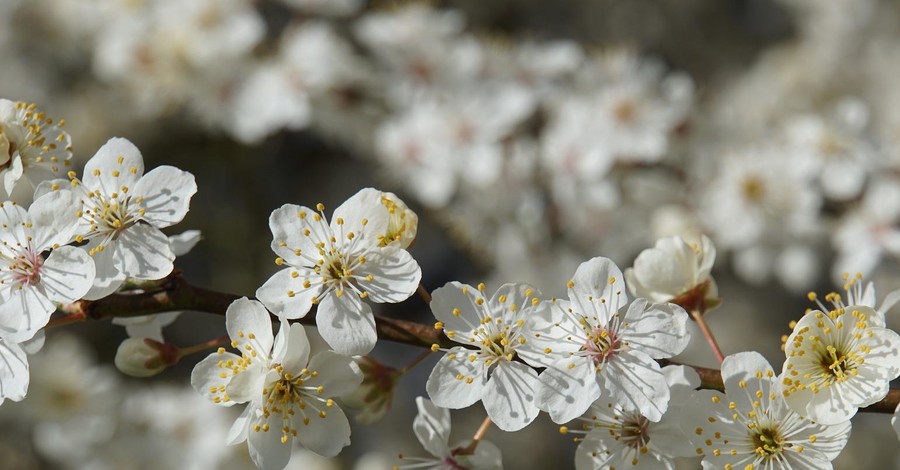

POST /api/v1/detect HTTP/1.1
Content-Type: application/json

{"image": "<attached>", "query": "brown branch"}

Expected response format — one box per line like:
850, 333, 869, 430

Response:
55, 273, 898, 415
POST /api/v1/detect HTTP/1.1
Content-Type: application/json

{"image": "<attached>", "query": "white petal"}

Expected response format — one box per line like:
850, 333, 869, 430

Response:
413, 396, 452, 458
893, 402, 900, 442
0, 286, 54, 343
295, 402, 352, 457
40, 246, 95, 304
315, 291, 377, 356
279, 323, 310, 374
168, 230, 202, 256
190, 352, 242, 407
516, 300, 583, 368
330, 188, 390, 250
0, 202, 27, 253
303, 351, 363, 398
356, 247, 421, 303
226, 405, 253, 446
132, 166, 197, 228
28, 189, 79, 250
267, 203, 332, 266
456, 439, 503, 469
569, 256, 629, 308
536, 358, 601, 424
426, 349, 490, 409
83, 138, 144, 192
226, 297, 275, 357
482, 361, 539, 431
603, 350, 669, 422
0, 339, 28, 404
621, 299, 690, 359
82, 244, 127, 300
256, 268, 321, 320
114, 223, 175, 280
430, 282, 483, 339
226, 363, 270, 403
248, 415, 294, 470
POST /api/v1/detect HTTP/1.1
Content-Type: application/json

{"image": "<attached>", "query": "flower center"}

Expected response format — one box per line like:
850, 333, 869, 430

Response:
257, 366, 333, 445
819, 345, 856, 383
583, 327, 620, 363
751, 426, 784, 458
614, 99, 638, 124
742, 176, 765, 202
620, 415, 651, 450
81, 191, 145, 250
8, 247, 44, 287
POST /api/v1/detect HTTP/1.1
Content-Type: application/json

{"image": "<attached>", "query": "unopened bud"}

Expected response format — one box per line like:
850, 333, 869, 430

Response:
114, 337, 177, 378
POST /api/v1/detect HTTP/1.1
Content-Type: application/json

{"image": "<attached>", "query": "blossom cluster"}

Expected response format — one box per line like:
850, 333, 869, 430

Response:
2, 1, 900, 469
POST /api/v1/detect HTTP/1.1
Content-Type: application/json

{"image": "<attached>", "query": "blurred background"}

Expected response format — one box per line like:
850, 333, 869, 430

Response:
1, 0, 899, 468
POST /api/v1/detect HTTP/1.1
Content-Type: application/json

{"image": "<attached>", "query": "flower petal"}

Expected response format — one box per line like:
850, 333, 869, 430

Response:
40, 245, 95, 304
294, 401, 352, 457
132, 166, 197, 228
330, 188, 389, 250
248, 414, 293, 470
603, 350, 669, 422
426, 348, 490, 409
621, 299, 690, 359
279, 323, 310, 374
82, 244, 127, 300
226, 297, 275, 357
0, 286, 55, 342
315, 291, 377, 356
413, 396, 451, 458
536, 357, 600, 424
482, 361, 539, 431
28, 189, 79, 250
114, 223, 175, 280
0, 339, 28, 404
226, 405, 253, 446
256, 268, 321, 320
267, 204, 323, 265
83, 138, 144, 192
190, 352, 242, 407
356, 247, 421, 303
304, 350, 362, 398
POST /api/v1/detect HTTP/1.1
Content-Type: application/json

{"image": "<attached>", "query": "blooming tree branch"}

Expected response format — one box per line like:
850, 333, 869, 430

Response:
53, 271, 900, 415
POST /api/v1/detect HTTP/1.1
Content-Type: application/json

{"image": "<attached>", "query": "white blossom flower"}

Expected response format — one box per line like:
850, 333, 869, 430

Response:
566, 365, 700, 470
687, 351, 851, 470
832, 177, 900, 278
396, 397, 503, 470
624, 235, 718, 309
0, 191, 95, 342
784, 98, 877, 200
782, 303, 900, 424
701, 147, 820, 251
256, 188, 421, 356
191, 298, 362, 469
0, 337, 28, 405
531, 257, 691, 424
426, 282, 547, 431
0, 100, 73, 203
61, 137, 196, 300
14, 334, 120, 465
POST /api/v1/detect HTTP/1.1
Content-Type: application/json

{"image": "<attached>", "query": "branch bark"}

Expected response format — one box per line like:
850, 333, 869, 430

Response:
55, 273, 899, 415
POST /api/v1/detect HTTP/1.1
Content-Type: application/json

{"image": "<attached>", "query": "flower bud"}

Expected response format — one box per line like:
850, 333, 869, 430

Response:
625, 235, 720, 312
114, 337, 177, 378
